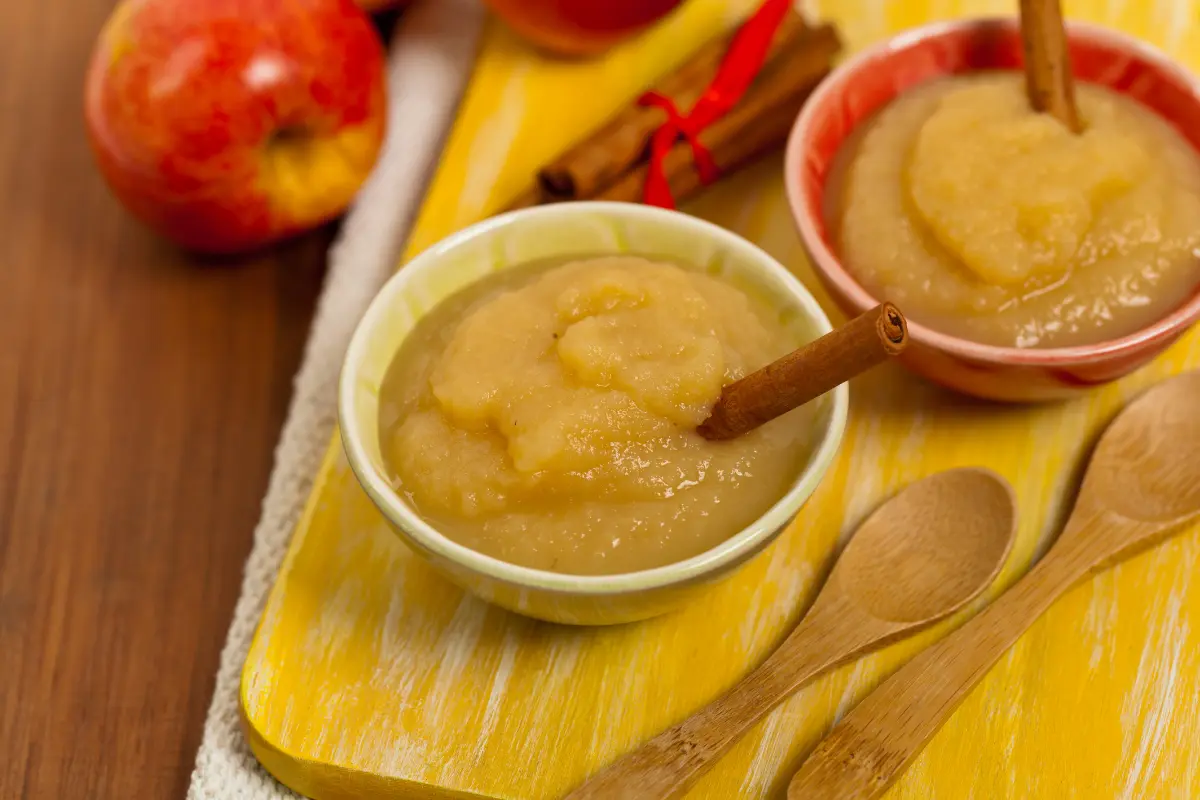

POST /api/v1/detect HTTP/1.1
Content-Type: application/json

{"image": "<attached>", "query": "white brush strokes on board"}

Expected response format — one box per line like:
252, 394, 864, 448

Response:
474, 624, 522, 764
738, 693, 801, 798
1118, 557, 1191, 800
1157, 0, 1190, 54
458, 66, 529, 218
1084, 570, 1120, 670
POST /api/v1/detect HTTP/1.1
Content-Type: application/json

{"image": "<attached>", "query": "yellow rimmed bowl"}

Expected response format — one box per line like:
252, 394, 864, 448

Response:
339, 202, 848, 625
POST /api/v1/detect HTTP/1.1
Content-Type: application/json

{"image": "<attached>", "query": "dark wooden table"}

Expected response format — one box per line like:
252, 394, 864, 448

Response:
1, 2, 337, 796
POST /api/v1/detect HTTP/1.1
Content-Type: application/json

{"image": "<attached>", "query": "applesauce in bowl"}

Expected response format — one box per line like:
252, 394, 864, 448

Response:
379, 255, 816, 576
832, 72, 1200, 350
786, 19, 1200, 401
340, 203, 847, 624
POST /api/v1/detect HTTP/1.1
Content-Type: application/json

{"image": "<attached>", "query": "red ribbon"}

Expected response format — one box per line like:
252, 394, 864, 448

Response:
638, 0, 793, 208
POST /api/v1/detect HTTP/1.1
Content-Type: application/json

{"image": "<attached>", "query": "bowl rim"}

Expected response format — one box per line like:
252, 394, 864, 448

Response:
785, 16, 1200, 366
338, 201, 849, 596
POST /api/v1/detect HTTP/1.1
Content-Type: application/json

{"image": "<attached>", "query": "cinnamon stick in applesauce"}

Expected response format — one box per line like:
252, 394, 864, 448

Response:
1019, 0, 1082, 132
698, 304, 908, 441
518, 9, 811, 207
594, 23, 840, 204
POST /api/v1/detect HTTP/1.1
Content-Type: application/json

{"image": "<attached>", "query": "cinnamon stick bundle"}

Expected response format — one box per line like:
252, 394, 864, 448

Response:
534, 10, 810, 204
507, 15, 842, 212
597, 25, 839, 204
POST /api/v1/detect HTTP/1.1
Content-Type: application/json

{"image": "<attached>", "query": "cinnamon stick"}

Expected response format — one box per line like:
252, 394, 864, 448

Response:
698, 303, 908, 441
524, 9, 810, 206
596, 24, 840, 204
1019, 0, 1081, 132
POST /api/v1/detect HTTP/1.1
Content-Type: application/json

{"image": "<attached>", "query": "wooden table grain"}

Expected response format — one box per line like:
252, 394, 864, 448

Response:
0, 2, 331, 797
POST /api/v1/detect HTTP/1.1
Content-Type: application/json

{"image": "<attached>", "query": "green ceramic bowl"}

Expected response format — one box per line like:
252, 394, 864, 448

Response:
339, 202, 847, 625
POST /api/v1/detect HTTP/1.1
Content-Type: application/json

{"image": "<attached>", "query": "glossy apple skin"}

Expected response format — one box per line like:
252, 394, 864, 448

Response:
484, 0, 685, 56
85, 0, 387, 254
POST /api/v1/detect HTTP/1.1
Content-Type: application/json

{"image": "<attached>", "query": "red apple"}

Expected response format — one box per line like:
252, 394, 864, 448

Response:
484, 0, 686, 57
85, 0, 387, 254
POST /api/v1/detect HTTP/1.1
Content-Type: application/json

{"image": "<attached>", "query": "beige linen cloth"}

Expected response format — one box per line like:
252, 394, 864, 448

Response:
187, 2, 485, 795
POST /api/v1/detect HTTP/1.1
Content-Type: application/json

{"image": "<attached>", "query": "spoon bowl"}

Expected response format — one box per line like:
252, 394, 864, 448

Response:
837, 468, 1015, 623
564, 467, 1016, 799
1076, 371, 1200, 522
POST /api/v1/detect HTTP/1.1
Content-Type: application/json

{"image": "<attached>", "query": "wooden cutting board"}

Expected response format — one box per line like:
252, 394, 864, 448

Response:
241, 1, 1200, 797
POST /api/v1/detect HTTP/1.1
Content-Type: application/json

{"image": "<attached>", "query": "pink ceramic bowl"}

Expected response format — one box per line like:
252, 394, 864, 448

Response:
785, 18, 1200, 402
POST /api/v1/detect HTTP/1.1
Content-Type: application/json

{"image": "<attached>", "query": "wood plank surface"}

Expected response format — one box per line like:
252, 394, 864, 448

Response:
0, 1, 332, 797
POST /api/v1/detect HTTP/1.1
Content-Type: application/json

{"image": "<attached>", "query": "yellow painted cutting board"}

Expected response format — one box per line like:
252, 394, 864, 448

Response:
242, 1, 1200, 797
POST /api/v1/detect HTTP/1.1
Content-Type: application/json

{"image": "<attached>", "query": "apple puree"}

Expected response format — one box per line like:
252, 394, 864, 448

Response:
379, 256, 815, 575
833, 73, 1200, 348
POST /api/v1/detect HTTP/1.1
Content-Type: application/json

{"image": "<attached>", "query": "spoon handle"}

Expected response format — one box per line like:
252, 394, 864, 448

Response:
787, 542, 1090, 800
565, 607, 856, 800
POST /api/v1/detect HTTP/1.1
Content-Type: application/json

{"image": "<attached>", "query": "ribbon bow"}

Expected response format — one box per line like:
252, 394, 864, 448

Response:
638, 0, 793, 208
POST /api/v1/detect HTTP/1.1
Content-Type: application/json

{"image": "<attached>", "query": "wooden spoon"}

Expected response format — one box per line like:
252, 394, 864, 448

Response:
563, 467, 1017, 800
788, 370, 1200, 800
